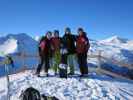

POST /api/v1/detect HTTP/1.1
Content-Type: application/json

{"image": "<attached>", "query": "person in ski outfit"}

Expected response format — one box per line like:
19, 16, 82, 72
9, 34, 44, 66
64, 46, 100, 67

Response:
76, 28, 90, 76
51, 30, 61, 75
6, 55, 14, 68
59, 39, 68, 78
36, 31, 52, 77
62, 27, 78, 75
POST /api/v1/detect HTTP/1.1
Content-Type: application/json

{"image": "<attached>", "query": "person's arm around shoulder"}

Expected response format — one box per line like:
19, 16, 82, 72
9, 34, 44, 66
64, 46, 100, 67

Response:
72, 34, 78, 41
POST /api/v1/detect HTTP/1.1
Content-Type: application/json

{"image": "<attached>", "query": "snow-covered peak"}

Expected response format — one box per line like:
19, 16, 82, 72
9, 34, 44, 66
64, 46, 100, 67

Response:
6, 33, 36, 42
0, 38, 18, 57
0, 33, 38, 57
100, 35, 128, 44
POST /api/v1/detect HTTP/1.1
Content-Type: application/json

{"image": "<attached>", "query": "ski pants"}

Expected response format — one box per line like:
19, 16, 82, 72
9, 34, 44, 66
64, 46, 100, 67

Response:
67, 54, 78, 74
36, 55, 50, 74
77, 53, 88, 75
53, 50, 61, 73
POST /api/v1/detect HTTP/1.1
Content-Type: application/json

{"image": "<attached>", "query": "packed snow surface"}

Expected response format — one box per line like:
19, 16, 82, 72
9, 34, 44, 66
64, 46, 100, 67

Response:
0, 71, 133, 100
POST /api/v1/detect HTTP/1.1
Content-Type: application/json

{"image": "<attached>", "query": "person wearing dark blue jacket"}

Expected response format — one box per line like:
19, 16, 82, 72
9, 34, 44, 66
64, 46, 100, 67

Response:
62, 27, 78, 75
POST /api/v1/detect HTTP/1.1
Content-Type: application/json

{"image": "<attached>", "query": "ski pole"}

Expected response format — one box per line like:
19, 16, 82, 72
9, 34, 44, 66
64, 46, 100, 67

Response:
5, 64, 10, 100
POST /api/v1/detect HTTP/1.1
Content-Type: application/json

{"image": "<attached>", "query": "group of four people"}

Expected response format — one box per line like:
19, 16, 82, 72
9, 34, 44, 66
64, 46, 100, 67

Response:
36, 27, 90, 77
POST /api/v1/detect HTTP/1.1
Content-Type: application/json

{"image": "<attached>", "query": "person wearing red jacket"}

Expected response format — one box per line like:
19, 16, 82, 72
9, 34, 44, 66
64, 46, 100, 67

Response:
51, 30, 61, 75
76, 28, 90, 77
36, 31, 52, 77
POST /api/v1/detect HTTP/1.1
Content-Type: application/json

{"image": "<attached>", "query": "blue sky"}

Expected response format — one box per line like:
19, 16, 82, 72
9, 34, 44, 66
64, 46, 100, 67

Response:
0, 0, 133, 40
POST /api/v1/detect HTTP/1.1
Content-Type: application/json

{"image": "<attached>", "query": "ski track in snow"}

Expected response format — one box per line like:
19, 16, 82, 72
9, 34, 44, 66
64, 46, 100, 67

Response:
0, 71, 133, 100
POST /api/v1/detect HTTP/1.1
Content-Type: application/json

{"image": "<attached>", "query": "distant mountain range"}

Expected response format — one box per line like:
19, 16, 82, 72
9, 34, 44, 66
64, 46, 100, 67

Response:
100, 35, 129, 44
0, 33, 132, 78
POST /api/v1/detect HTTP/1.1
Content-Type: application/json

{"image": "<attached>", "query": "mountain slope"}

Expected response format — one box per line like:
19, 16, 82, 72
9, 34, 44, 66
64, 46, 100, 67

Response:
0, 33, 38, 76
89, 36, 133, 65
0, 33, 38, 55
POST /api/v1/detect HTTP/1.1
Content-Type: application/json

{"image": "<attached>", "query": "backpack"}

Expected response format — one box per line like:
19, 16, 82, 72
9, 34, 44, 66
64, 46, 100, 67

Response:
20, 87, 41, 100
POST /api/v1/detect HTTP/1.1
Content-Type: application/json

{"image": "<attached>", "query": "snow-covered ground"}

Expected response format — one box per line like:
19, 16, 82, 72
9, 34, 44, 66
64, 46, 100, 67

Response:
0, 70, 133, 100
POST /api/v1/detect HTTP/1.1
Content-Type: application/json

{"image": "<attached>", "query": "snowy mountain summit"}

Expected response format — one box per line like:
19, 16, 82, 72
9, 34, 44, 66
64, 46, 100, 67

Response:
0, 33, 38, 56
0, 33, 133, 100
100, 35, 128, 44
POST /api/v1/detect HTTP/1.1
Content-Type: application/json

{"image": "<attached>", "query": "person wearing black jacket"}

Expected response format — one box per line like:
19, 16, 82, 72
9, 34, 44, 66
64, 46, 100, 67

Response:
62, 27, 77, 75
